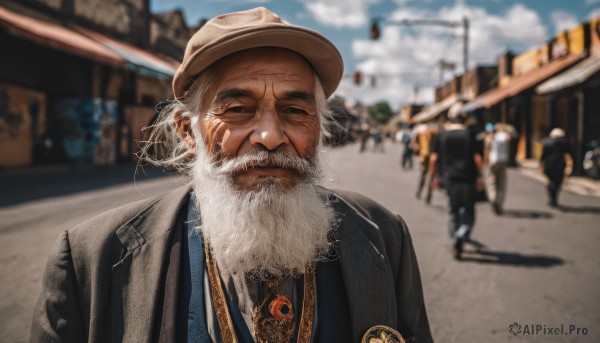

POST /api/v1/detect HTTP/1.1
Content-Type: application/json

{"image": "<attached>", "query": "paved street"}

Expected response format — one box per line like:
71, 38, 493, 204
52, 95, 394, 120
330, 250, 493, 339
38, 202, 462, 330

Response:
1, 142, 599, 342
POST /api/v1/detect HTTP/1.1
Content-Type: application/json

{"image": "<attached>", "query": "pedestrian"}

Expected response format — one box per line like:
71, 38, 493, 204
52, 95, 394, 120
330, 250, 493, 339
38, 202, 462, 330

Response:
414, 124, 439, 204
430, 103, 483, 259
373, 126, 385, 153
30, 7, 432, 343
539, 128, 573, 207
400, 126, 413, 170
484, 123, 511, 214
583, 139, 600, 179
359, 122, 370, 153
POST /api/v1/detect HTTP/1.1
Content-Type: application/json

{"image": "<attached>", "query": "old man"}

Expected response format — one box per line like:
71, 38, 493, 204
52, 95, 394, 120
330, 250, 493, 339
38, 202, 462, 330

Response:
30, 7, 432, 343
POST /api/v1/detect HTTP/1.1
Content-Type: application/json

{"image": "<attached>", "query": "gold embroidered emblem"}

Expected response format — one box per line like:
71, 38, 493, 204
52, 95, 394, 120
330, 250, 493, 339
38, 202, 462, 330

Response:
362, 325, 406, 343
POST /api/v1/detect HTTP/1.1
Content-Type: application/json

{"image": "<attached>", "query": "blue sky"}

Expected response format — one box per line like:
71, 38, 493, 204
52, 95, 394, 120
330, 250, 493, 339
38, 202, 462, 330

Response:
151, 0, 600, 109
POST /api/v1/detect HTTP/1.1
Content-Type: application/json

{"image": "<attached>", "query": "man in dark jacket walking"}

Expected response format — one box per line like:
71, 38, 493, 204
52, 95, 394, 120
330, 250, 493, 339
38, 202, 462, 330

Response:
540, 128, 573, 207
430, 103, 483, 259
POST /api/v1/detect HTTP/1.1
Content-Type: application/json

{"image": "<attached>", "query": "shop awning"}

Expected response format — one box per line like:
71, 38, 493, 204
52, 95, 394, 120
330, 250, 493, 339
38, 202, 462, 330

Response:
0, 6, 123, 66
466, 53, 583, 111
74, 26, 179, 79
536, 56, 600, 94
411, 94, 460, 124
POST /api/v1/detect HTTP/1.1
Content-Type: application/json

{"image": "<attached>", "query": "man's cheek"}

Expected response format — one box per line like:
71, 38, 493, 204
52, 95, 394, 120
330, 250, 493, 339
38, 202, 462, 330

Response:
220, 127, 254, 156
289, 122, 320, 155
200, 120, 227, 154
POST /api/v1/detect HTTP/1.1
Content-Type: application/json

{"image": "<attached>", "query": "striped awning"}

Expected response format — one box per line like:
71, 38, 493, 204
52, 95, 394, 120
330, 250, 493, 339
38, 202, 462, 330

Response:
411, 94, 460, 124
536, 56, 600, 94
74, 26, 179, 79
0, 6, 123, 66
466, 53, 583, 111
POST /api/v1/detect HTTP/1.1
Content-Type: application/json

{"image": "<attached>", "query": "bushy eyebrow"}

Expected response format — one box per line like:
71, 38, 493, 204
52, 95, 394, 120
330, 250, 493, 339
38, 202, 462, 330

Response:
214, 88, 315, 103
214, 88, 251, 103
281, 90, 315, 102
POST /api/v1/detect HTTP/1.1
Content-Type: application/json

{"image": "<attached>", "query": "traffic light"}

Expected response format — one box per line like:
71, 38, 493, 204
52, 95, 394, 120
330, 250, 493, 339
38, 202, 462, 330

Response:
370, 20, 380, 40
353, 71, 362, 86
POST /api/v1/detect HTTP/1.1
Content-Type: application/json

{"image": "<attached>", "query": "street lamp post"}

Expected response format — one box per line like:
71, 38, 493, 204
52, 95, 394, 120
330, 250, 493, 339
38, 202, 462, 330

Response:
370, 16, 470, 76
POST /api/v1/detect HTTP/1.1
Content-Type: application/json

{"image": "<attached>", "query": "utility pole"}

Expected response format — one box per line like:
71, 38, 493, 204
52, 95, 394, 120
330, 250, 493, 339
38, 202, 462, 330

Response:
370, 16, 470, 77
463, 17, 469, 75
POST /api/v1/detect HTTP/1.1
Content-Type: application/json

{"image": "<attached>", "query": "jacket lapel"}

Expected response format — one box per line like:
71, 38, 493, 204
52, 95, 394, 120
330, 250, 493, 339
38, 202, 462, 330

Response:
333, 194, 398, 341
111, 185, 191, 342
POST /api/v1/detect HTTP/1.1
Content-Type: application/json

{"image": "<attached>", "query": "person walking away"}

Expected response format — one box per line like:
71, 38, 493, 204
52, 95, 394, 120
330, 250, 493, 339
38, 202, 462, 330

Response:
430, 103, 483, 259
400, 127, 413, 170
359, 123, 370, 153
414, 124, 439, 204
485, 123, 511, 214
540, 128, 573, 207
373, 127, 385, 153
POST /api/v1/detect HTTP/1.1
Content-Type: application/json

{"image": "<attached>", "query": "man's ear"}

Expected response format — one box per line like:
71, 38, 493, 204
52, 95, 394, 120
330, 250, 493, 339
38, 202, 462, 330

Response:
173, 109, 196, 150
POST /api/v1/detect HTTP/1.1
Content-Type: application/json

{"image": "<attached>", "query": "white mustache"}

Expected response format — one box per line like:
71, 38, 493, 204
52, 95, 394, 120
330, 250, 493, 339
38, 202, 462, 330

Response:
215, 149, 316, 178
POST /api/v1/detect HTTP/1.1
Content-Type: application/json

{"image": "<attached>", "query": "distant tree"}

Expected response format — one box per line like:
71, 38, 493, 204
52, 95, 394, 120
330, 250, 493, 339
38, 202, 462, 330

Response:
368, 101, 394, 124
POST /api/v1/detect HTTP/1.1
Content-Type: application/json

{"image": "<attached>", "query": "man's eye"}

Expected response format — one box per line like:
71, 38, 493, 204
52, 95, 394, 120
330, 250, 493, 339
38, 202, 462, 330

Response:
283, 107, 308, 115
226, 106, 253, 114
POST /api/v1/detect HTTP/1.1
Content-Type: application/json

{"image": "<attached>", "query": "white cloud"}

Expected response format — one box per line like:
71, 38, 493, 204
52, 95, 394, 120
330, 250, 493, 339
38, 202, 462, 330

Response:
298, 0, 380, 28
586, 0, 600, 5
335, 2, 548, 109
394, 0, 434, 5
551, 10, 579, 34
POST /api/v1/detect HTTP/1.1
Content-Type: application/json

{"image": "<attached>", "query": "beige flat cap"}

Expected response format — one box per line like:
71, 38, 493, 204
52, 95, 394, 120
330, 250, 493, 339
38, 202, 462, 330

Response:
172, 7, 344, 99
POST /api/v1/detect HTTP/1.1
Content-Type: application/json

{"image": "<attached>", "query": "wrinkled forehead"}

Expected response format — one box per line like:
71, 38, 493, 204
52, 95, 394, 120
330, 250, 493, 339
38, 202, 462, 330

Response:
193, 47, 318, 109
210, 47, 316, 80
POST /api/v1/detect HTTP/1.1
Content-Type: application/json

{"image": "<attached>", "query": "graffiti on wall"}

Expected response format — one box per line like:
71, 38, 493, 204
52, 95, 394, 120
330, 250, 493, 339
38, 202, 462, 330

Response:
54, 99, 117, 165
0, 83, 46, 167
0, 91, 24, 138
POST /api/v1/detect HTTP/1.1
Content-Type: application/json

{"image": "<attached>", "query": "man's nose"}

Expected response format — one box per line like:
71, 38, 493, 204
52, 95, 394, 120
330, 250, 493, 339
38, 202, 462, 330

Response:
249, 109, 290, 151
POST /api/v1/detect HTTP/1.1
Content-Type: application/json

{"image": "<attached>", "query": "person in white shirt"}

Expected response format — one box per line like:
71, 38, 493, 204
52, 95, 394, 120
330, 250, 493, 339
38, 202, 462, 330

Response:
484, 123, 511, 214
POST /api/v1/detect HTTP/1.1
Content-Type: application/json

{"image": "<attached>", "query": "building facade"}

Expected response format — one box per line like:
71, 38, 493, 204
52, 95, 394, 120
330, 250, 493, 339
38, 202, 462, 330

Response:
535, 16, 600, 174
411, 66, 498, 126
466, 20, 590, 165
0, 0, 196, 168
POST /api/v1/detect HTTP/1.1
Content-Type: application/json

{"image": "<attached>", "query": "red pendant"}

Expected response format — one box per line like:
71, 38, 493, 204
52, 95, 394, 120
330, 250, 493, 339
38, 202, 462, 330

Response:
268, 294, 293, 320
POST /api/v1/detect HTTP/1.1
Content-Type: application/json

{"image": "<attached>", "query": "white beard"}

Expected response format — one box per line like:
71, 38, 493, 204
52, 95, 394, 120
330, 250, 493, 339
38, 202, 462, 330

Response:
191, 142, 336, 280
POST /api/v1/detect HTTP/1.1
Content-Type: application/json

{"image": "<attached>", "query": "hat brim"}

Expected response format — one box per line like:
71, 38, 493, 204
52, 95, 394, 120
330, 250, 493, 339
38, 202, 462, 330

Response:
173, 26, 344, 99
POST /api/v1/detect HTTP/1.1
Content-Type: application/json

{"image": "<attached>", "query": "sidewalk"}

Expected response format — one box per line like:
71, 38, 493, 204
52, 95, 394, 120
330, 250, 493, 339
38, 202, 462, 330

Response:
0, 163, 173, 207
518, 159, 600, 198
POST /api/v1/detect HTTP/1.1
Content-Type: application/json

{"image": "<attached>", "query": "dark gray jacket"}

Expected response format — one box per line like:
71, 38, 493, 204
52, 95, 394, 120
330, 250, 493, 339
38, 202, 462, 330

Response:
30, 185, 432, 342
